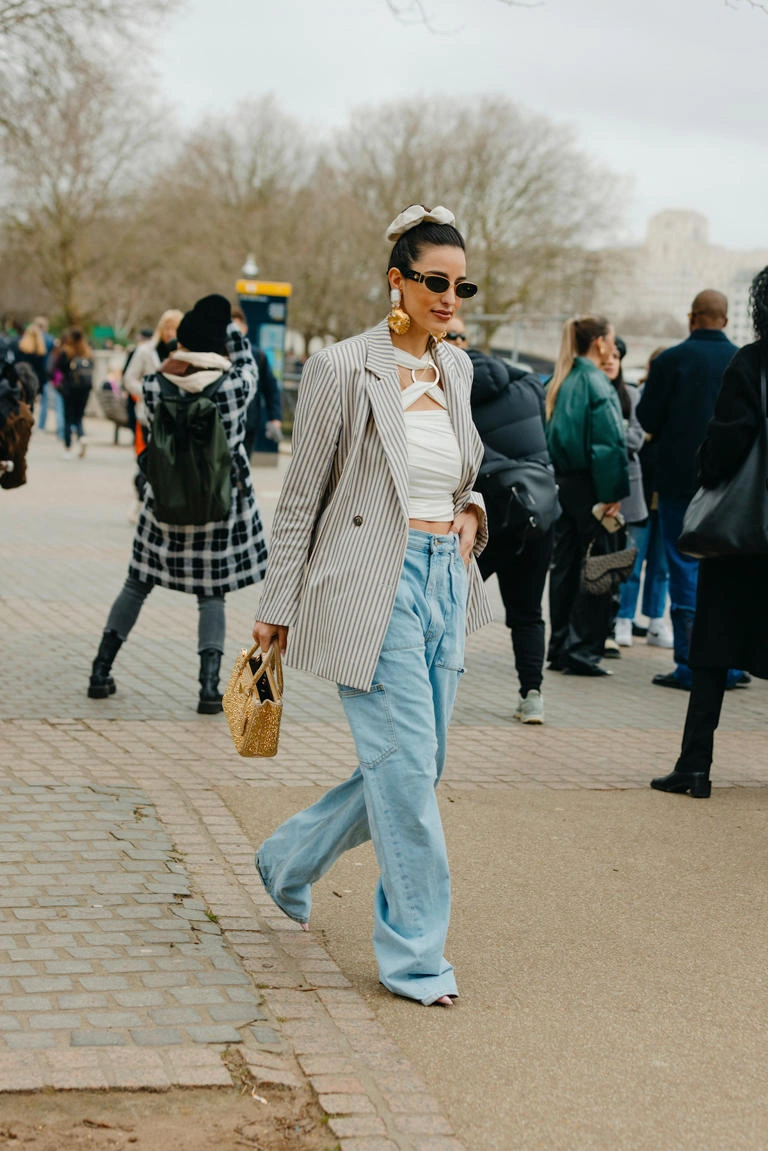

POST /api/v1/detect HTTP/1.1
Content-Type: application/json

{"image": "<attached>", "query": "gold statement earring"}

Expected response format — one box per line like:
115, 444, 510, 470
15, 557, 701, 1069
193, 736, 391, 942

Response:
387, 287, 410, 335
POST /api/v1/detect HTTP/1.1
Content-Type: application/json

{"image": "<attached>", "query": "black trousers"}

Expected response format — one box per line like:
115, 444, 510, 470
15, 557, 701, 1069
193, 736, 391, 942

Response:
61, 387, 90, 449
547, 473, 619, 673
479, 527, 554, 695
675, 666, 728, 775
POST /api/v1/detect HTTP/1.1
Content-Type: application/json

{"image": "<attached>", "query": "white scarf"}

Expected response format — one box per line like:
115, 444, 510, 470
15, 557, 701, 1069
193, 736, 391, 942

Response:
161, 350, 232, 393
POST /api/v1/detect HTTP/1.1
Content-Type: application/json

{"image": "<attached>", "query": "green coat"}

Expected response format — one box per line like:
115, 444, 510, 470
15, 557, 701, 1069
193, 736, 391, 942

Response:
546, 357, 629, 503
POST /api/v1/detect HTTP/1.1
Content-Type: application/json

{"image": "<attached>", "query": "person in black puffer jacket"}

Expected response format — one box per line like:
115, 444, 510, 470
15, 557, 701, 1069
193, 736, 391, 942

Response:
450, 319, 556, 724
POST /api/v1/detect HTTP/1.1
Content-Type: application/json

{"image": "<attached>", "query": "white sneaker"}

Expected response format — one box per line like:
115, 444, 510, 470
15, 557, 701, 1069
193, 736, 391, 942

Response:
647, 618, 674, 648
62, 447, 74, 459
615, 618, 633, 647
514, 689, 544, 724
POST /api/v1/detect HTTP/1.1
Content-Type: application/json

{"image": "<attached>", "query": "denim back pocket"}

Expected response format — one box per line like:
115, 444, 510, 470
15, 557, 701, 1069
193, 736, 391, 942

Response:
337, 683, 398, 767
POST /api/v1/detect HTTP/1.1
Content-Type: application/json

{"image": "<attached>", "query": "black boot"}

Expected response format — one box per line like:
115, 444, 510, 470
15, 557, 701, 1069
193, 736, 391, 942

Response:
87, 629, 123, 699
650, 769, 711, 798
197, 649, 223, 714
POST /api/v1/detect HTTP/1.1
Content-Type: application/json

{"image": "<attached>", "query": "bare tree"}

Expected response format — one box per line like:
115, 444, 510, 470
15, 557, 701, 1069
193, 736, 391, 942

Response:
279, 160, 387, 349
386, 0, 766, 24
0, 0, 180, 63
130, 96, 310, 314
0, 48, 163, 324
0, 80, 621, 348
384, 0, 540, 28
334, 97, 621, 345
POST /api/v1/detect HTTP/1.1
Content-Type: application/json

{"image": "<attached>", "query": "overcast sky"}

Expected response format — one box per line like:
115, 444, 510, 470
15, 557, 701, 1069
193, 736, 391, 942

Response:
160, 0, 768, 251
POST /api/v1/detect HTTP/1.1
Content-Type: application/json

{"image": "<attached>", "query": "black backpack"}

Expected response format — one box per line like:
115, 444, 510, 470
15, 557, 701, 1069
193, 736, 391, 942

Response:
145, 376, 232, 525
68, 356, 94, 390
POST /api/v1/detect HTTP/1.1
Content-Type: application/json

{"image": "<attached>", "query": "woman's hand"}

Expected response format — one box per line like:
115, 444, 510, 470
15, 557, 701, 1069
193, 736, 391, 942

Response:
602, 502, 621, 519
252, 621, 289, 655
449, 505, 481, 563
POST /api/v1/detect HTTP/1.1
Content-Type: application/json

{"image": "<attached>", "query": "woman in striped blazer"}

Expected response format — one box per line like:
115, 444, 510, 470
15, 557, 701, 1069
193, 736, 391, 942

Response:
253, 205, 493, 1007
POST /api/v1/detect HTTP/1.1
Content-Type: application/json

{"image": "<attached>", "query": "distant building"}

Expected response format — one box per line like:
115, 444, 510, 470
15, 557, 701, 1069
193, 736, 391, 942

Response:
598, 210, 768, 346
471, 210, 768, 368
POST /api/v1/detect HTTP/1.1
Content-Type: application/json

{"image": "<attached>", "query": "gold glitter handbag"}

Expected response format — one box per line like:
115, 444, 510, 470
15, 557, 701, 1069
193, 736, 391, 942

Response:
222, 643, 283, 757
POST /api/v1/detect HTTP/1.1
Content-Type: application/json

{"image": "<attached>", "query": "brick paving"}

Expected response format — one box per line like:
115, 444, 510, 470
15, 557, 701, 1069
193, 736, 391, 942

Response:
1, 423, 767, 1149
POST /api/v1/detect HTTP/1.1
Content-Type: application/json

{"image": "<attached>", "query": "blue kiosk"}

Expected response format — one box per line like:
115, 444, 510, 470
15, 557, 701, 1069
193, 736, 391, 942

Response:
236, 257, 292, 463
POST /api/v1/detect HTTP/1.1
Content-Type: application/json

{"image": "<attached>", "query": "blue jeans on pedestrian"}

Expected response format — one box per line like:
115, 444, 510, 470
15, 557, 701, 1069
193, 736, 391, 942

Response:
658, 498, 699, 682
618, 512, 669, 622
256, 529, 467, 1005
658, 497, 742, 687
38, 383, 65, 438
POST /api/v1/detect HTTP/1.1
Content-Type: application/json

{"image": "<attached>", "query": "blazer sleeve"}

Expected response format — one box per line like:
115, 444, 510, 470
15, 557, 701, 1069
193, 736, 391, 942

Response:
698, 349, 762, 489
450, 350, 488, 554
255, 350, 342, 626
462, 490, 488, 556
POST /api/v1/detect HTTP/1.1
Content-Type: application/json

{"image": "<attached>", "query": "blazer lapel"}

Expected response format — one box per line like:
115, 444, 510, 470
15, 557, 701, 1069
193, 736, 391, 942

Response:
364, 320, 410, 519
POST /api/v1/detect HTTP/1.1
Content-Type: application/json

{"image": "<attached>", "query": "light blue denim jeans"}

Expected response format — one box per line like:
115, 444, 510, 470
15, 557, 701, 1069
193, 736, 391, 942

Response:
38, 382, 65, 438
256, 529, 467, 1005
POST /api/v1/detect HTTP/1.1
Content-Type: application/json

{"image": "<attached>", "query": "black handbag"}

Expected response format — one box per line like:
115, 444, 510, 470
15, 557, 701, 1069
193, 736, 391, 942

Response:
477, 450, 560, 538
678, 365, 768, 559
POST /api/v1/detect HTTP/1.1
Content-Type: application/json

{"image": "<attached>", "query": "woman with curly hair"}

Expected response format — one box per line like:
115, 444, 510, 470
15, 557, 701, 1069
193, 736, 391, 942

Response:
651, 266, 768, 798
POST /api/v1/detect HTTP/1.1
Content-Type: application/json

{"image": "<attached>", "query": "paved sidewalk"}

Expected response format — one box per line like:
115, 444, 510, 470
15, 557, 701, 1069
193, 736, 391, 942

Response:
2, 423, 767, 1150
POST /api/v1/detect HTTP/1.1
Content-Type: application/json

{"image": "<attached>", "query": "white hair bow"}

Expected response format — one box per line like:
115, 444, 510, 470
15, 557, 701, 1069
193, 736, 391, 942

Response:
385, 204, 456, 243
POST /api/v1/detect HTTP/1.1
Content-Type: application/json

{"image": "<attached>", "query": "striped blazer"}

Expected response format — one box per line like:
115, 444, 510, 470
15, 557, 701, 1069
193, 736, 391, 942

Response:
257, 318, 494, 690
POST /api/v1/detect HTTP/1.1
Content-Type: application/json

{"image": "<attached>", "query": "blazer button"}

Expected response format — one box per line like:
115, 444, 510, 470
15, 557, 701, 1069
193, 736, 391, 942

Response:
353, 515, 363, 527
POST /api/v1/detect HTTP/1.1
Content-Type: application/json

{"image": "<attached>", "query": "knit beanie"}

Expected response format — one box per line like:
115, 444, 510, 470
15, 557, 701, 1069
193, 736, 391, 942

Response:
177, 294, 231, 354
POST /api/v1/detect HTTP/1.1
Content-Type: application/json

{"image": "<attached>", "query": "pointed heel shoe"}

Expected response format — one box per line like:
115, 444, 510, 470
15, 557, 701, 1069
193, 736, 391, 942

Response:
650, 769, 711, 798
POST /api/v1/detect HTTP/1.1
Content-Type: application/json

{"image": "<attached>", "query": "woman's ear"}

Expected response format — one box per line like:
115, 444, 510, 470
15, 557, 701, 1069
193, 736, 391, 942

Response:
388, 267, 403, 293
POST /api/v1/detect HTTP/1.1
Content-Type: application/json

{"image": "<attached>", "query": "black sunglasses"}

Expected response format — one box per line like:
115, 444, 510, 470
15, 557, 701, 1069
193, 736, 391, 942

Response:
445, 331, 467, 342
402, 269, 478, 299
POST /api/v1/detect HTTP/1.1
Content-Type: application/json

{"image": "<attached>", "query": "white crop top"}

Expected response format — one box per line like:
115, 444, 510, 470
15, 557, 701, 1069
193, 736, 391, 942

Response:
395, 348, 462, 521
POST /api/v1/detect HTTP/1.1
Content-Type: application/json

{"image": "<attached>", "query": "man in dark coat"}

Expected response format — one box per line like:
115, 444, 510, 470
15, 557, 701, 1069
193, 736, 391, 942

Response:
454, 318, 556, 724
637, 289, 742, 690
650, 267, 768, 797
232, 309, 282, 456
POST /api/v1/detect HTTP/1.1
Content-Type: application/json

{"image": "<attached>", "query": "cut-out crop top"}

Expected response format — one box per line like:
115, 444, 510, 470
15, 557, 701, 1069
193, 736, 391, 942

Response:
394, 348, 462, 522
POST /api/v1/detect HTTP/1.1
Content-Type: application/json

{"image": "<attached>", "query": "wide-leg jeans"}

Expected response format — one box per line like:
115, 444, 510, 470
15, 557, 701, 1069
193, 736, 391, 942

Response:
256, 529, 467, 1005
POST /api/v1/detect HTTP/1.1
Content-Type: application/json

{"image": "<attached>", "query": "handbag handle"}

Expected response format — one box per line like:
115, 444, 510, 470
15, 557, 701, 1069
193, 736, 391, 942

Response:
243, 642, 284, 697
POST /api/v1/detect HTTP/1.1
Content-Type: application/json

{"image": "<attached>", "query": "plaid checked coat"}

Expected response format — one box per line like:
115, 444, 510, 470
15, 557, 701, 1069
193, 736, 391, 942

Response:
128, 325, 268, 596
